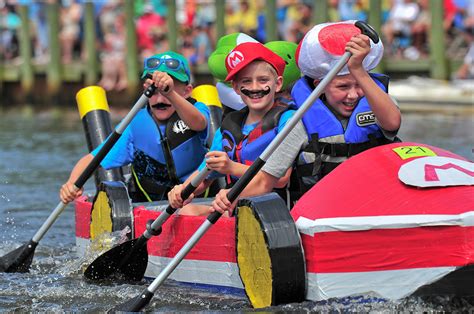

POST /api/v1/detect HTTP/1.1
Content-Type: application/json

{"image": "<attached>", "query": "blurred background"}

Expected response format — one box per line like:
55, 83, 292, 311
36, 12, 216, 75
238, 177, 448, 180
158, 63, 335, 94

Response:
0, 0, 473, 107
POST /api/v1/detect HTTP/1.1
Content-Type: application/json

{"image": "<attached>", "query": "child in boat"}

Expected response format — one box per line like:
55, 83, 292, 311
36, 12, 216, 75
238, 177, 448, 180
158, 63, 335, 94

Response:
210, 20, 402, 215
168, 41, 295, 215
60, 51, 210, 203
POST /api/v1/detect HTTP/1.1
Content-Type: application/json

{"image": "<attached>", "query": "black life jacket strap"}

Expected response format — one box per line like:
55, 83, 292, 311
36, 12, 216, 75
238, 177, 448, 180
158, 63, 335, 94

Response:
311, 136, 394, 158
155, 117, 180, 186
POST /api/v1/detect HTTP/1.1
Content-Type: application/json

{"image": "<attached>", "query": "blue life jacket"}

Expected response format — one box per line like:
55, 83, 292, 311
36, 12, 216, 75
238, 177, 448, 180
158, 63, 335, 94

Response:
129, 102, 207, 201
292, 73, 389, 142
290, 73, 395, 193
220, 97, 293, 185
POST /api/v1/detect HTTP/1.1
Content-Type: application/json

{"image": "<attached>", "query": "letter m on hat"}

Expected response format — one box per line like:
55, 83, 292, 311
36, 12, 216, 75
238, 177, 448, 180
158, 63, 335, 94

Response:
227, 50, 244, 69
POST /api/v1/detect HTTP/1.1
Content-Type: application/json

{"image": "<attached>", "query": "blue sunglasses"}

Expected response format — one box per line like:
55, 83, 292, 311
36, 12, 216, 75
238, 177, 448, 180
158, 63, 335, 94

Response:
143, 57, 190, 78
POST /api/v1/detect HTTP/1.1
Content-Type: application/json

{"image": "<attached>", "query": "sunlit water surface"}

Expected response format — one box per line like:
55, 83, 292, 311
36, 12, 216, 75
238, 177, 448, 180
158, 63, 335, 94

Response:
0, 108, 473, 312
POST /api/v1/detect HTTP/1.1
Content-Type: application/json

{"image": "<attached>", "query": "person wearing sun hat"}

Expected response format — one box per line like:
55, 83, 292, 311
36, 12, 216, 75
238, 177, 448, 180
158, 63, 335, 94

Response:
168, 41, 299, 214
60, 51, 211, 203
206, 20, 402, 215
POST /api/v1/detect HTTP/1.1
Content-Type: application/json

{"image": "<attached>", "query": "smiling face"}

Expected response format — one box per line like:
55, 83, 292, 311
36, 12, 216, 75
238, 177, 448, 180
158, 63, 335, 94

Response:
317, 74, 364, 119
148, 80, 192, 121
232, 61, 282, 115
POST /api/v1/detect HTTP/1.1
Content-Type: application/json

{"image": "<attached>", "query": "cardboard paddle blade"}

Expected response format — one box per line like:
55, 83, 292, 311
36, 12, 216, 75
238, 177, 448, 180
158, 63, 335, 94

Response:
0, 240, 37, 273
84, 238, 148, 282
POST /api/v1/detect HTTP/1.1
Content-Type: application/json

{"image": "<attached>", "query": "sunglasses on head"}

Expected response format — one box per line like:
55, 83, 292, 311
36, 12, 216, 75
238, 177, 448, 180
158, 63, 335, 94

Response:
143, 57, 190, 78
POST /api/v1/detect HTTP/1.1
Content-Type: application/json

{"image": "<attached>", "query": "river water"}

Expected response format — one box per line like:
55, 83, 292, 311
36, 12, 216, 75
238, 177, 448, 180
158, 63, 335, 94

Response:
0, 107, 473, 312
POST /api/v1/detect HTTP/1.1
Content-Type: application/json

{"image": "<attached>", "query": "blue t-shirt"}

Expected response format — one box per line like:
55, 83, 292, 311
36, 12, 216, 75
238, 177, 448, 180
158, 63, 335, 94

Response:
92, 102, 210, 182
199, 109, 295, 179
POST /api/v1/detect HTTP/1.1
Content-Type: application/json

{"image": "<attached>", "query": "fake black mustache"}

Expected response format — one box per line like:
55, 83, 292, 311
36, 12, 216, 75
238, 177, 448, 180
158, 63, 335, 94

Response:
150, 102, 172, 109
240, 86, 271, 98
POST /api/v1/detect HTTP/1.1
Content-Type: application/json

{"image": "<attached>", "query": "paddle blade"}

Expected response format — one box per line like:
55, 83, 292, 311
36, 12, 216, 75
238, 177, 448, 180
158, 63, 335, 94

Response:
84, 237, 148, 282
0, 240, 38, 273
109, 290, 154, 313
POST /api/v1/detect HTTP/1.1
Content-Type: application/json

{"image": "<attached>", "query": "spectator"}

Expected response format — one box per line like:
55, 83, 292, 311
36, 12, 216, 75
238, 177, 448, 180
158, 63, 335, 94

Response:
189, 21, 213, 68
276, 0, 298, 40
28, 1, 49, 63
410, 0, 430, 58
338, 0, 367, 21
0, 3, 20, 61
409, 0, 461, 59
224, 2, 241, 34
328, 0, 341, 22
287, 2, 313, 43
179, 26, 196, 62
455, 41, 474, 79
382, 0, 420, 57
455, 0, 474, 79
280, 0, 300, 41
59, 0, 82, 63
237, 1, 258, 38
97, 12, 127, 91
136, 3, 167, 60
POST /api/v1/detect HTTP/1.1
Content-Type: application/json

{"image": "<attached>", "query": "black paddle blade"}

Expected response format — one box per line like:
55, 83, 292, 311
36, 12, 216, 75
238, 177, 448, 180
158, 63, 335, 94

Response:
0, 240, 38, 273
84, 237, 148, 282
109, 290, 154, 313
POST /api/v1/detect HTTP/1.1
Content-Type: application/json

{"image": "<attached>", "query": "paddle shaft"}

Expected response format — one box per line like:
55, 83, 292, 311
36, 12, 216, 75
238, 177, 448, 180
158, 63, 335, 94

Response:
118, 21, 379, 311
144, 167, 212, 238
32, 86, 156, 243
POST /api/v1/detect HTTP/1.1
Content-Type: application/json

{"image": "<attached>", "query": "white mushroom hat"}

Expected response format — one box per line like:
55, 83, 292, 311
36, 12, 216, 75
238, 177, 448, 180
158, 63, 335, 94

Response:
295, 20, 384, 80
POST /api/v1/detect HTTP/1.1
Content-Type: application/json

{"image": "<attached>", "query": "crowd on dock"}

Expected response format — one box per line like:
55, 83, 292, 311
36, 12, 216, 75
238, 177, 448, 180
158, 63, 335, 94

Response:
1, 0, 473, 90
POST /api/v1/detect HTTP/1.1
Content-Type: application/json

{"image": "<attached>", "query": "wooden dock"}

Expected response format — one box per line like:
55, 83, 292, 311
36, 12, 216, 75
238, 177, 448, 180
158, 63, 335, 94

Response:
0, 0, 464, 107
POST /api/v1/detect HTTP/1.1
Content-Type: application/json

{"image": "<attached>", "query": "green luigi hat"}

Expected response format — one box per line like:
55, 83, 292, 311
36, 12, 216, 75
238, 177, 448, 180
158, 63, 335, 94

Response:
264, 41, 301, 90
142, 51, 191, 83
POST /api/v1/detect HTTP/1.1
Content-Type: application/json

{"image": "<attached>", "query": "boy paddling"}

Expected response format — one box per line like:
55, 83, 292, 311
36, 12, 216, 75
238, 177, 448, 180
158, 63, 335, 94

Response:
60, 51, 210, 203
168, 42, 296, 215
210, 21, 402, 214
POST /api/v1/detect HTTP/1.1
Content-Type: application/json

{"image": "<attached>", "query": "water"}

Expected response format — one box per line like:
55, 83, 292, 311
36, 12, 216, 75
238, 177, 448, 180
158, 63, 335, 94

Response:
0, 108, 473, 312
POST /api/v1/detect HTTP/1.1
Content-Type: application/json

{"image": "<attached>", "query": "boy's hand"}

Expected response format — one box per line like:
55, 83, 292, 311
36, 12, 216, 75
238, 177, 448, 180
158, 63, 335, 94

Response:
346, 34, 371, 73
168, 184, 194, 209
205, 151, 235, 175
143, 71, 174, 95
206, 151, 234, 174
59, 181, 83, 204
209, 188, 238, 215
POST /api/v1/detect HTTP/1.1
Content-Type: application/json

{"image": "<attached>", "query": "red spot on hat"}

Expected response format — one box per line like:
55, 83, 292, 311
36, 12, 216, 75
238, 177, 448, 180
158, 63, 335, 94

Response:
318, 24, 361, 56
295, 34, 304, 68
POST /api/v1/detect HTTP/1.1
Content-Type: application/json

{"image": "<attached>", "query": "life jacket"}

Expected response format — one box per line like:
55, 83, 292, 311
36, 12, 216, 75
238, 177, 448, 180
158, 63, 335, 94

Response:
290, 73, 396, 194
128, 100, 208, 202
220, 96, 294, 186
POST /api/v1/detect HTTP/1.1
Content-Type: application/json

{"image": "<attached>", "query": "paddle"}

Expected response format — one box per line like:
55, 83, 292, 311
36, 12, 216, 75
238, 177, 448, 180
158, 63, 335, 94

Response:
0, 83, 158, 273
112, 21, 379, 312
83, 167, 211, 281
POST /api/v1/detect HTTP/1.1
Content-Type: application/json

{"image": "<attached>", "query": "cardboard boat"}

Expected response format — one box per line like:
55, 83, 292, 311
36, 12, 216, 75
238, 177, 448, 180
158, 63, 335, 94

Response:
75, 142, 474, 307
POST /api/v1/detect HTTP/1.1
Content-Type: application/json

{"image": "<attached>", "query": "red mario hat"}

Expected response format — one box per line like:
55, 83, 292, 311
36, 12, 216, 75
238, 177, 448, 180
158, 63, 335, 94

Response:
225, 42, 286, 81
